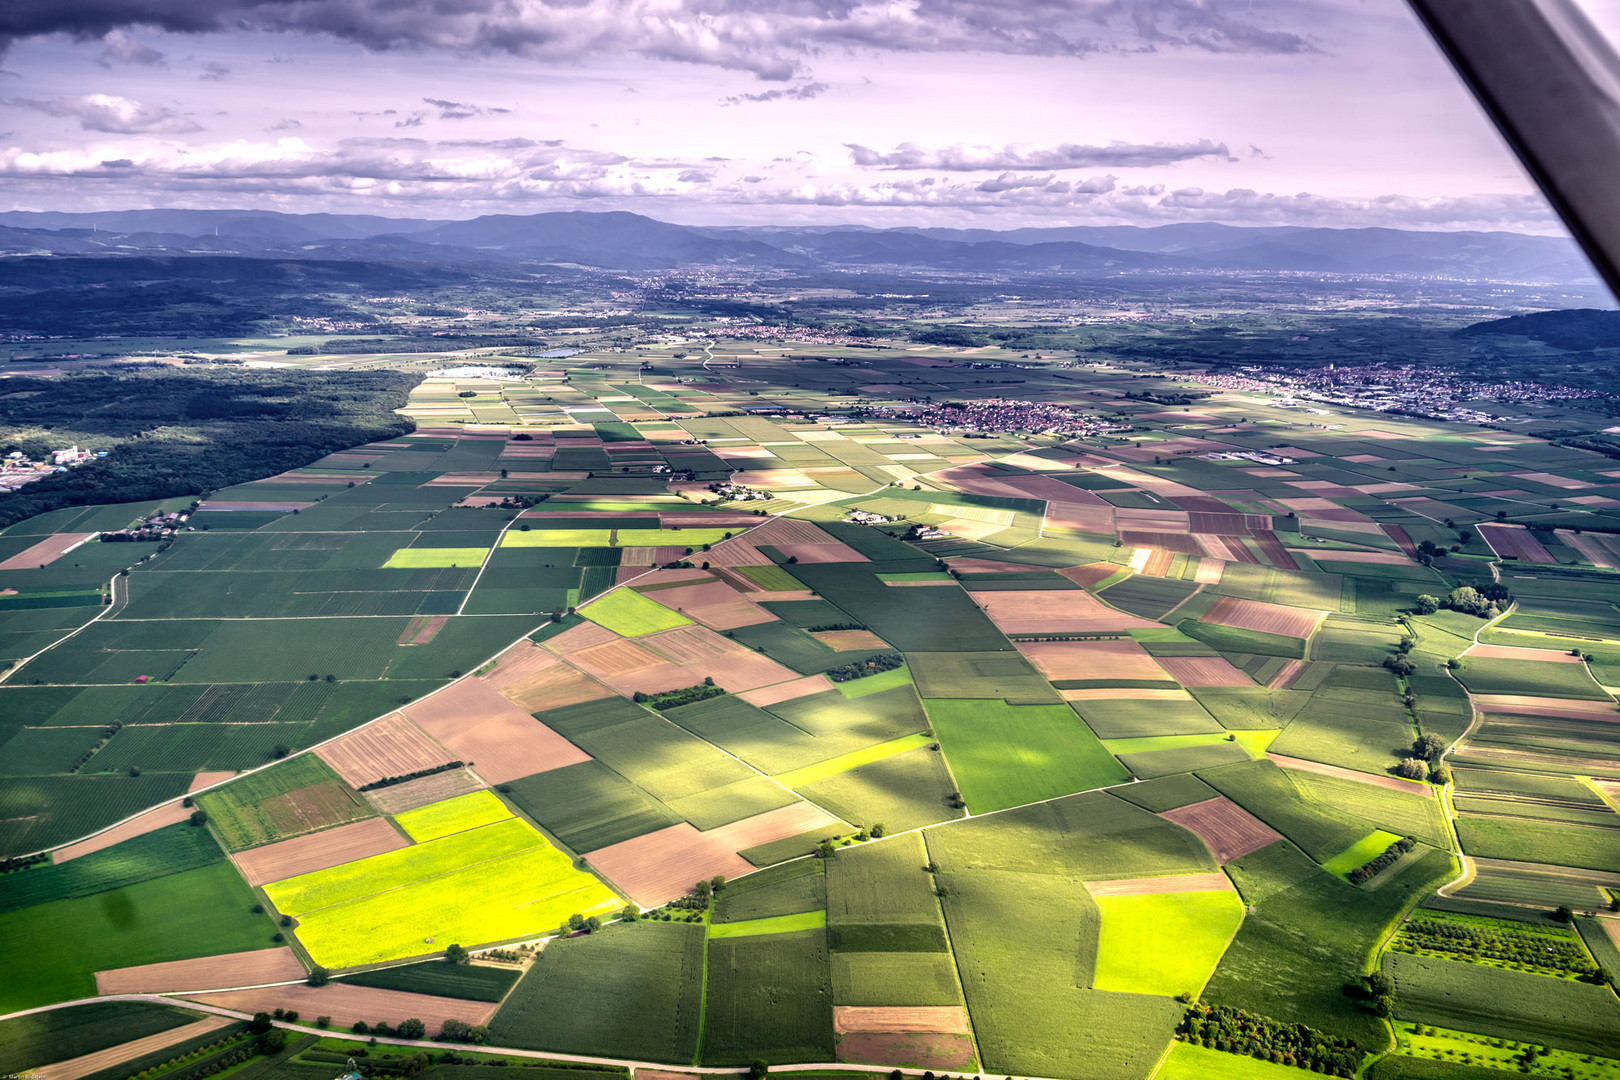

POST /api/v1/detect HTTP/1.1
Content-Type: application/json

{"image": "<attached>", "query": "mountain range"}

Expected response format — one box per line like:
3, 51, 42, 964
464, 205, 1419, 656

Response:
0, 209, 1596, 282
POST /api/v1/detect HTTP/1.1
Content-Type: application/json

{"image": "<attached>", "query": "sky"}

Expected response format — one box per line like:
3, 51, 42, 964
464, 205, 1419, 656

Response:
0, 0, 1614, 232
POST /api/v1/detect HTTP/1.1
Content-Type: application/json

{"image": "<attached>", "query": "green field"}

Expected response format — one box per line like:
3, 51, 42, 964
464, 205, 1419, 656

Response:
926, 698, 1130, 813
708, 910, 828, 938
736, 564, 806, 591
0, 822, 226, 915
1198, 760, 1375, 862
1385, 952, 1620, 1056
713, 860, 826, 924
1456, 816, 1620, 873
489, 920, 705, 1063
196, 753, 374, 851
1155, 1040, 1319, 1080
795, 745, 963, 833
0, 1001, 197, 1074
1321, 830, 1406, 877
0, 861, 273, 1011
395, 789, 513, 842
1381, 1022, 1620, 1080
831, 951, 963, 1007
384, 546, 490, 568
266, 817, 620, 967
1453, 657, 1612, 700
339, 959, 520, 1001
702, 928, 835, 1066
773, 733, 933, 788
1286, 771, 1449, 847
503, 760, 682, 854
579, 588, 693, 636
1091, 889, 1245, 997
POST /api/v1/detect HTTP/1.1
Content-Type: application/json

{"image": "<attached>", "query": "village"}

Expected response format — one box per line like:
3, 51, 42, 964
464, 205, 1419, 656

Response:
0, 445, 102, 493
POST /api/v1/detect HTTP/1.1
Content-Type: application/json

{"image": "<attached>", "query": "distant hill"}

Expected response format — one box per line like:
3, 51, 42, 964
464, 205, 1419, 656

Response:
1459, 308, 1620, 350
0, 209, 1598, 282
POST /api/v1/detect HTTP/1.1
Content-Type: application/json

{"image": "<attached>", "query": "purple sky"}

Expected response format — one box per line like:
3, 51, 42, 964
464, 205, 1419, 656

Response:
0, 0, 1613, 231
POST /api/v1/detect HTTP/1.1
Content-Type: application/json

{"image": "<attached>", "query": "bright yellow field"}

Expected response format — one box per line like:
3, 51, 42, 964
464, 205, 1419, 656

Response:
1092, 889, 1245, 998
579, 588, 693, 636
291, 842, 621, 967
265, 817, 538, 915
383, 547, 490, 568
394, 789, 512, 843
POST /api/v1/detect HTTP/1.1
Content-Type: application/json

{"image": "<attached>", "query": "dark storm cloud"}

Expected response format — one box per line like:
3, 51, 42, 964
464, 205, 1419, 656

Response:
0, 0, 1316, 79
847, 138, 1234, 170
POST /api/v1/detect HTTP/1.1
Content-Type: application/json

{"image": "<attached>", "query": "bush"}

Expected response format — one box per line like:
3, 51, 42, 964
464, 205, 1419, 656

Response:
397, 1018, 426, 1039
307, 966, 329, 987
1395, 758, 1429, 781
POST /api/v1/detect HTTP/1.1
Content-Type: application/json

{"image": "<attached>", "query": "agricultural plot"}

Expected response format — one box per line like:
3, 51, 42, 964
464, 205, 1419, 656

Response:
489, 921, 704, 1063
579, 588, 694, 637
340, 958, 520, 1002
703, 928, 836, 1066
925, 698, 1130, 812
1091, 888, 1245, 997
0, 1001, 197, 1075
197, 754, 374, 851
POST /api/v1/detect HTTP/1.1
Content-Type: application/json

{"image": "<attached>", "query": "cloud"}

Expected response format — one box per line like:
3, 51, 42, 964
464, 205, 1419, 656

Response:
198, 60, 230, 80
394, 113, 425, 128
268, 118, 300, 131
6, 93, 200, 134
95, 29, 165, 67
0, 0, 1318, 80
423, 97, 512, 119
722, 81, 827, 106
848, 139, 1233, 170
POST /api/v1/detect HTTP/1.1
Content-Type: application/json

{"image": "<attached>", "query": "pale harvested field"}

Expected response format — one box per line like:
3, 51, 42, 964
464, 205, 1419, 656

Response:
1514, 471, 1592, 490
232, 818, 408, 886
753, 518, 844, 545
1115, 507, 1192, 532
1159, 656, 1252, 687
35, 1018, 234, 1080
812, 629, 891, 651
398, 614, 449, 645
0, 532, 98, 571
973, 589, 1157, 635
542, 620, 621, 655
588, 803, 843, 907
833, 1006, 971, 1035
836, 1033, 976, 1070
316, 713, 451, 787
641, 625, 802, 692
1558, 529, 1620, 569
1141, 548, 1175, 577
191, 771, 236, 792
1086, 872, 1234, 897
1061, 688, 1194, 702
97, 947, 306, 994
1463, 644, 1584, 664
184, 984, 496, 1029
1043, 502, 1117, 533
54, 799, 193, 863
1296, 549, 1411, 565
1160, 797, 1281, 864
1268, 659, 1306, 690
999, 473, 1114, 506
1196, 534, 1250, 563
1204, 596, 1320, 639
405, 679, 590, 785
641, 579, 775, 630
366, 768, 484, 815
1473, 695, 1619, 718
1018, 638, 1167, 682
737, 674, 835, 707
700, 539, 769, 568
1194, 558, 1226, 584
481, 641, 614, 712
945, 556, 1034, 573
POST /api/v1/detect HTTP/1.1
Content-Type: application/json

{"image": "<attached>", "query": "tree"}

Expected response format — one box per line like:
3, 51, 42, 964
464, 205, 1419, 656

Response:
1413, 733, 1447, 761
870, 823, 886, 838
189, 809, 208, 827
711, 874, 727, 893
352, 1021, 369, 1035
307, 965, 330, 987
1383, 655, 1414, 677
1368, 971, 1394, 997
439, 1019, 472, 1042
397, 1018, 426, 1039
261, 1029, 286, 1054
817, 838, 838, 859
568, 912, 586, 932
1429, 762, 1452, 786
749, 1060, 770, 1080
585, 916, 602, 933
250, 1012, 273, 1034
1447, 586, 1483, 615
1395, 758, 1429, 781
1554, 905, 1574, 923
1374, 995, 1395, 1019
621, 904, 641, 922
445, 943, 468, 964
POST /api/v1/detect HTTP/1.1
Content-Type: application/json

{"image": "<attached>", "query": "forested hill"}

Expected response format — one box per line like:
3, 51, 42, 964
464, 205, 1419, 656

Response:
0, 368, 418, 530
1460, 308, 1620, 350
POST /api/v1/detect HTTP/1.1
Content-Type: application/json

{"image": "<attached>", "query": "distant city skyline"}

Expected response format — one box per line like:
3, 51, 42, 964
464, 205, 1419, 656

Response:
1, 0, 1615, 232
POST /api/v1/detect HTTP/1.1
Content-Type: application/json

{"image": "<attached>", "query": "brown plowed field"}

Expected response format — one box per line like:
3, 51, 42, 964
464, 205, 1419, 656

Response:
973, 589, 1157, 635
836, 1033, 976, 1070
945, 557, 1033, 573
753, 519, 843, 545
1140, 548, 1176, 576
1086, 872, 1234, 897
1018, 639, 1167, 682
1478, 523, 1555, 564
184, 984, 496, 1029
737, 674, 836, 707
700, 539, 769, 568
1160, 797, 1281, 864
404, 679, 590, 785
398, 614, 449, 645
232, 817, 408, 886
1472, 695, 1618, 718
1204, 596, 1320, 639
812, 629, 891, 651
772, 541, 867, 563
1120, 531, 1202, 555
191, 771, 236, 792
481, 641, 614, 712
35, 1018, 234, 1080
1044, 502, 1117, 533
316, 713, 451, 787
588, 802, 843, 907
1115, 507, 1193, 531
833, 1006, 971, 1035
1267, 754, 1434, 796
1194, 558, 1226, 584
1057, 563, 1121, 588
97, 947, 306, 994
640, 580, 776, 630
53, 800, 192, 863
639, 625, 801, 692
1558, 529, 1620, 568
1159, 656, 1252, 687
0, 532, 98, 571
1197, 534, 1257, 564
366, 768, 485, 815
1061, 688, 1194, 702
1267, 659, 1306, 690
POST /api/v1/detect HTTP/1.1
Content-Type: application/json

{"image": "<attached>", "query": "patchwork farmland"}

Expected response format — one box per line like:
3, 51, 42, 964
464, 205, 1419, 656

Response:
4, 351, 1620, 1080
